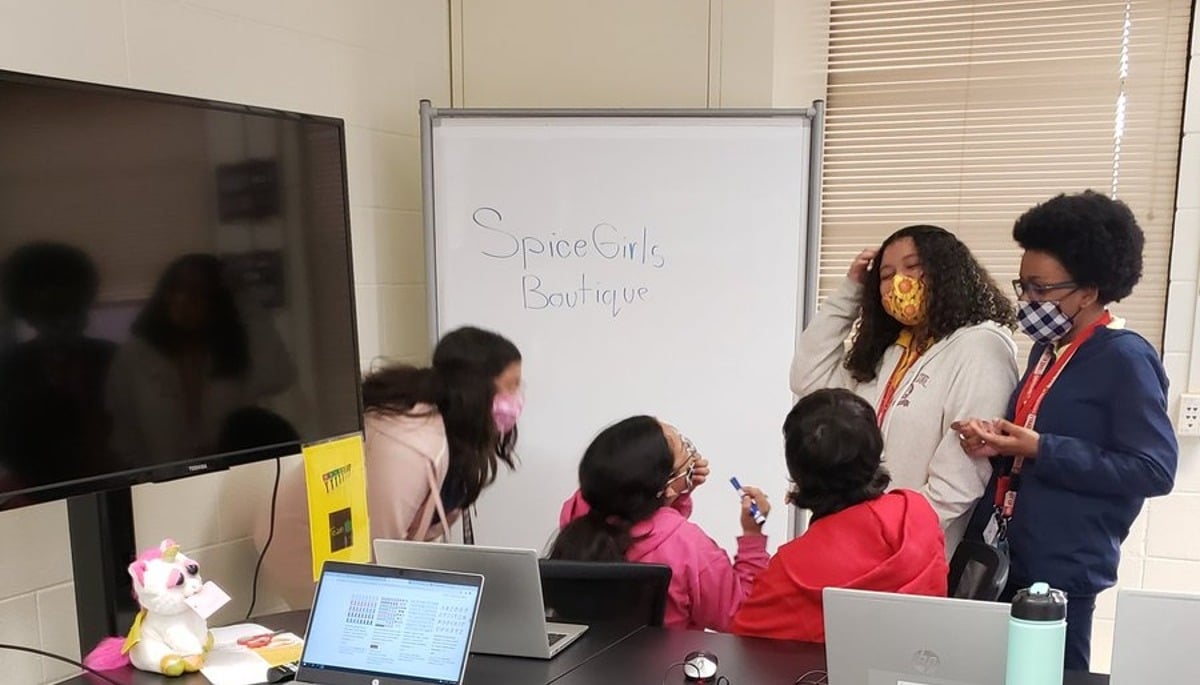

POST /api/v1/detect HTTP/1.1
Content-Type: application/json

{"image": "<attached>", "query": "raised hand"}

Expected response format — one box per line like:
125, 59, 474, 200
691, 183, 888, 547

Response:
738, 485, 770, 536
848, 248, 879, 285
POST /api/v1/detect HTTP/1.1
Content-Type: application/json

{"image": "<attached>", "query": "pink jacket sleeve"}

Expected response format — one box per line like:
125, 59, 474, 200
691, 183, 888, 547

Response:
687, 533, 769, 632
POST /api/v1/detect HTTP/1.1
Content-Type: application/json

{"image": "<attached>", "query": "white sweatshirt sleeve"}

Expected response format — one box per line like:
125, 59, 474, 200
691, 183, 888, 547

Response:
789, 277, 863, 396
922, 327, 1019, 529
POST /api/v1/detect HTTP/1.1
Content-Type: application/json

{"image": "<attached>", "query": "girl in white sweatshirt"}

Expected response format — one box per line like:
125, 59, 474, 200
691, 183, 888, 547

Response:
791, 225, 1018, 556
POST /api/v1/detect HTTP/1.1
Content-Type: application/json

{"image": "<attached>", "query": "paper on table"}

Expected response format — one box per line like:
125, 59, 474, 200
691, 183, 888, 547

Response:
251, 633, 303, 667
199, 623, 275, 685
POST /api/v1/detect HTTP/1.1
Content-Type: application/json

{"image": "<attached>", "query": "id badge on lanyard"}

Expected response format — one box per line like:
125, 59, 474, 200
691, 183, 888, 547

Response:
991, 348, 1055, 533
993, 311, 1111, 530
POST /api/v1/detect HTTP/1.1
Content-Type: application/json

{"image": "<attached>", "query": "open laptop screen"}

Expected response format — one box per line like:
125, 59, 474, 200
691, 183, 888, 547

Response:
300, 565, 482, 685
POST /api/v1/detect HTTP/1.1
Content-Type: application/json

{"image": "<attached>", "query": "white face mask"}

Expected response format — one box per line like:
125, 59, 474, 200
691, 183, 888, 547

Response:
1017, 300, 1075, 345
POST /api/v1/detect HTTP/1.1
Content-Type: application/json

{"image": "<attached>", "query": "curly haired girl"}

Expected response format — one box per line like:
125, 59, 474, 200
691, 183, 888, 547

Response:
791, 224, 1018, 558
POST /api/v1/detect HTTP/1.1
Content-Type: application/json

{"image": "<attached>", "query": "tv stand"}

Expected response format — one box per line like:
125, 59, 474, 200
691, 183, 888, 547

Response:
67, 489, 138, 652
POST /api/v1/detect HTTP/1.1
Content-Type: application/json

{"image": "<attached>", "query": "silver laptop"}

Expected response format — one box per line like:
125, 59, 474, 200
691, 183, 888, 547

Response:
824, 588, 1009, 685
1111, 588, 1200, 683
296, 561, 483, 685
374, 539, 588, 659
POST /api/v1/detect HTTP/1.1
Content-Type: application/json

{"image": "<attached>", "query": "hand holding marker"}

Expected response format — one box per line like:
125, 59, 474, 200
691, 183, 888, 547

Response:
730, 476, 767, 525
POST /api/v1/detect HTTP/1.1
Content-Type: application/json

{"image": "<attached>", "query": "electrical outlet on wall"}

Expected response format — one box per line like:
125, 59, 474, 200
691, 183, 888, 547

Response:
1177, 394, 1200, 437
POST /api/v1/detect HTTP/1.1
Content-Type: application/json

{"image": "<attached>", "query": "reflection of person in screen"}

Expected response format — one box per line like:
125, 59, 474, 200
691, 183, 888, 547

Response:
0, 242, 117, 491
106, 253, 295, 465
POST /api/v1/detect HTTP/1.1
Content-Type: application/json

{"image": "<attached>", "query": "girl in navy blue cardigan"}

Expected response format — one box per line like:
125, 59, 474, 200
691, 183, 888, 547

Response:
954, 190, 1178, 672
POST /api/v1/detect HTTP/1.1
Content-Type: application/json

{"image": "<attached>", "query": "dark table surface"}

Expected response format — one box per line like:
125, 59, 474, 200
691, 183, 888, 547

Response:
63, 611, 1111, 685
549, 626, 1111, 685
64, 610, 644, 685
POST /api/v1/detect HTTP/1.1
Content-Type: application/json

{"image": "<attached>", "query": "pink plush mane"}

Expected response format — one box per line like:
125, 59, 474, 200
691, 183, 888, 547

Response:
129, 538, 174, 587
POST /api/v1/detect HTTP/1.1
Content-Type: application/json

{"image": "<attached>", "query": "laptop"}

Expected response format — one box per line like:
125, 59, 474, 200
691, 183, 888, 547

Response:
824, 588, 1009, 685
1110, 588, 1200, 683
296, 561, 483, 685
374, 539, 588, 659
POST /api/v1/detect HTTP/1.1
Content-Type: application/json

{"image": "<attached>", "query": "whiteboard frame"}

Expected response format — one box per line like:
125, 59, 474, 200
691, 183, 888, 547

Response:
418, 101, 825, 539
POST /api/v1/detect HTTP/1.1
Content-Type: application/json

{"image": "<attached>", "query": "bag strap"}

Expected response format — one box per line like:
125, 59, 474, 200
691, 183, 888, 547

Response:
462, 507, 475, 545
409, 456, 450, 543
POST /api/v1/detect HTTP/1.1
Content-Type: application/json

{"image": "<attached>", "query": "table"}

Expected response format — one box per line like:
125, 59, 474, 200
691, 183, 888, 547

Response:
63, 610, 644, 685
550, 627, 1112, 685
63, 612, 1111, 685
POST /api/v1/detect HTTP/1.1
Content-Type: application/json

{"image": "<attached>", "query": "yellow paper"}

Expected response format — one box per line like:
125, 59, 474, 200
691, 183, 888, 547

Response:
252, 633, 304, 667
304, 433, 370, 581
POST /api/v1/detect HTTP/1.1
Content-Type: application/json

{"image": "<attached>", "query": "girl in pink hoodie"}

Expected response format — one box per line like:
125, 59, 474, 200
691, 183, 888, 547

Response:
550, 415, 770, 631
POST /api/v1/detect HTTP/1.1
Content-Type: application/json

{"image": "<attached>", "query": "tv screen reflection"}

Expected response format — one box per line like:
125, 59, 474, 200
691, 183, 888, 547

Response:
0, 77, 362, 505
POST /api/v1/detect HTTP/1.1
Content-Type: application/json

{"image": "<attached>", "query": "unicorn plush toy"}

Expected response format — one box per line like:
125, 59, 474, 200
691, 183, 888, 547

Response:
84, 539, 215, 676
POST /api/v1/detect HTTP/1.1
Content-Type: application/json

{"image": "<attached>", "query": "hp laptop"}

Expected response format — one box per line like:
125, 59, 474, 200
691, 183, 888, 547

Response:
1110, 588, 1200, 683
296, 561, 483, 685
374, 539, 588, 659
824, 588, 1009, 685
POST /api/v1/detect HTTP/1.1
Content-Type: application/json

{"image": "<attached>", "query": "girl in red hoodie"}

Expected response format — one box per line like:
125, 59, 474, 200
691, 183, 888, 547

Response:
550, 416, 770, 631
732, 388, 948, 642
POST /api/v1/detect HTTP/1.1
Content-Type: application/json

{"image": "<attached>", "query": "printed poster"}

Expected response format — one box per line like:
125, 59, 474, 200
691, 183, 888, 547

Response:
304, 433, 370, 581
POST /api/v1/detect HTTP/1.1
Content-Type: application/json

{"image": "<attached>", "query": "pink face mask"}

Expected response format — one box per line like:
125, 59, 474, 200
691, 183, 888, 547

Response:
492, 392, 524, 434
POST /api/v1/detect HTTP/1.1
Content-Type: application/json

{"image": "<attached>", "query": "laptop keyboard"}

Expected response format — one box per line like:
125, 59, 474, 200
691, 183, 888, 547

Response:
548, 632, 568, 647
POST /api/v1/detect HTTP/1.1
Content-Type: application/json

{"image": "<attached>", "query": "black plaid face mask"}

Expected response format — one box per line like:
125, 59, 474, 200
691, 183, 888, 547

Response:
1017, 300, 1074, 345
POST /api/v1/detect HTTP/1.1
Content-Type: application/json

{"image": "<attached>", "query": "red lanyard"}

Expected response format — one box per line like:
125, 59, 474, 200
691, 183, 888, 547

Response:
996, 310, 1112, 518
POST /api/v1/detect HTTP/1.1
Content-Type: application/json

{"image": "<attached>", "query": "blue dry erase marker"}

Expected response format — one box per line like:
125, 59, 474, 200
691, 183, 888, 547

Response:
730, 476, 767, 525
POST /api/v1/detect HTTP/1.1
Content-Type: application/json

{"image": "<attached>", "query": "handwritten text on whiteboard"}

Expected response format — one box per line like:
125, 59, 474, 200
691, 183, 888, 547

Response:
472, 207, 666, 318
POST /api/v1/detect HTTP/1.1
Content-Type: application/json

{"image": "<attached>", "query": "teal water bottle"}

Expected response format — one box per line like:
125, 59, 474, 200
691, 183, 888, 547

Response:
1005, 582, 1067, 685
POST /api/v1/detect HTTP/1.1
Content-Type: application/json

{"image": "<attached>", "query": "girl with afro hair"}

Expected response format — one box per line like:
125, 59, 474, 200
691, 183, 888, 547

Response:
955, 190, 1177, 671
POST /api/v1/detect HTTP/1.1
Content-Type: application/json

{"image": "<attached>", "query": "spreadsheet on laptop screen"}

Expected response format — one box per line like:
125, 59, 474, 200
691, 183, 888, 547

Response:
301, 571, 480, 684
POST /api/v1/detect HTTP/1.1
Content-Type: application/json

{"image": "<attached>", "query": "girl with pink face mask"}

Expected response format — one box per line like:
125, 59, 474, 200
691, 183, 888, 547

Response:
790, 225, 1019, 560
256, 326, 522, 608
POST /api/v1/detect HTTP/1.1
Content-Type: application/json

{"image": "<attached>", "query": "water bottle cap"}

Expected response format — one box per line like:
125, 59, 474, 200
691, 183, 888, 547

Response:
1011, 583, 1067, 621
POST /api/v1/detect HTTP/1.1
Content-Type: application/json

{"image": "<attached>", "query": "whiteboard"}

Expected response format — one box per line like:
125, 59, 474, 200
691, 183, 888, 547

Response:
423, 107, 820, 554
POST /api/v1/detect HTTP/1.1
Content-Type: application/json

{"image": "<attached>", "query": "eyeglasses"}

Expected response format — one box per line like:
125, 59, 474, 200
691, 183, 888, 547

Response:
679, 433, 697, 460
664, 433, 699, 495
1011, 278, 1077, 300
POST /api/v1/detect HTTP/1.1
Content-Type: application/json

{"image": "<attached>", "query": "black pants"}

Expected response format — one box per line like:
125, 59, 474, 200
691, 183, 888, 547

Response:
1000, 582, 1096, 672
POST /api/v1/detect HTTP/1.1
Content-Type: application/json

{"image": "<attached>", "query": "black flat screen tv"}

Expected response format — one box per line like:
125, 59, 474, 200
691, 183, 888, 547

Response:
0, 69, 362, 510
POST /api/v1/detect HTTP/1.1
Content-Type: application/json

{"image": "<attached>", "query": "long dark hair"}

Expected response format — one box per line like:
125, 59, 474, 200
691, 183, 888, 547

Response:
548, 416, 673, 562
131, 254, 249, 378
361, 326, 521, 509
784, 388, 889, 520
846, 225, 1014, 383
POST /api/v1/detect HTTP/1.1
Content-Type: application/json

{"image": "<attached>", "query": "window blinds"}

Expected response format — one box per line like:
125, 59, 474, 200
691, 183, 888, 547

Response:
820, 0, 1192, 351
